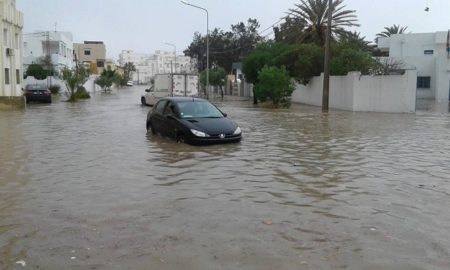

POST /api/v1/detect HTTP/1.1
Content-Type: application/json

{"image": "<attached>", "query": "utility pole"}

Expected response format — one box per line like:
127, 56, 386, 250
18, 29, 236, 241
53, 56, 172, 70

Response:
322, 0, 333, 112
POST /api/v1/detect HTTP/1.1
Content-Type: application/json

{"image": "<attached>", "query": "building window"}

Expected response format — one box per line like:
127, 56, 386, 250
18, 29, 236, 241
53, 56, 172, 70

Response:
16, 69, 20, 84
417, 76, 431, 89
96, 60, 104, 68
15, 33, 19, 49
84, 50, 91, 55
424, 50, 434, 55
3, 29, 7, 46
4, 68, 10, 85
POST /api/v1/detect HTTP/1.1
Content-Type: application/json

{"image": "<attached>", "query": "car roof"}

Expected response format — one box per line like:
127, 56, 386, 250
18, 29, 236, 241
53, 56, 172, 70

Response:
161, 97, 207, 103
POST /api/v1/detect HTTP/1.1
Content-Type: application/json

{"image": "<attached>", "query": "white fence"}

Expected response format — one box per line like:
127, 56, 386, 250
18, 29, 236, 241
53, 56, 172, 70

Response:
24, 75, 105, 93
291, 70, 417, 113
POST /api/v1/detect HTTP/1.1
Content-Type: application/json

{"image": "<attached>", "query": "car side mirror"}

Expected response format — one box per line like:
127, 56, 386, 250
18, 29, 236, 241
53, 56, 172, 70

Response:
222, 112, 227, 117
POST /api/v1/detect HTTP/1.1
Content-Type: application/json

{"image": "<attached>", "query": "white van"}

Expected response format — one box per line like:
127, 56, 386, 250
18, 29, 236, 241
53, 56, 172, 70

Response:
141, 86, 170, 106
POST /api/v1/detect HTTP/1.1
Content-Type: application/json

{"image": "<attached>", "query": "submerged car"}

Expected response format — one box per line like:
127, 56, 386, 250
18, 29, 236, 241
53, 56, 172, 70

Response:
146, 97, 242, 144
23, 84, 52, 103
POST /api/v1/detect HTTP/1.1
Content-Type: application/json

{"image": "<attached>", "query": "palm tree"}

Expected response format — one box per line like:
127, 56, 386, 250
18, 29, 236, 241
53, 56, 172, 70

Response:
339, 31, 372, 52
286, 0, 359, 45
376, 25, 408, 38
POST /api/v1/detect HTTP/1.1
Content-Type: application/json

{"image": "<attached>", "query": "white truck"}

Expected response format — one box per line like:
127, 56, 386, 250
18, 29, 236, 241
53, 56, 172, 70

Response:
141, 73, 199, 106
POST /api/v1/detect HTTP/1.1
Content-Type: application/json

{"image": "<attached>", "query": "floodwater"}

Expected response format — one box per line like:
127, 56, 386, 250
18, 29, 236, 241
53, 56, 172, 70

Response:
1, 86, 450, 270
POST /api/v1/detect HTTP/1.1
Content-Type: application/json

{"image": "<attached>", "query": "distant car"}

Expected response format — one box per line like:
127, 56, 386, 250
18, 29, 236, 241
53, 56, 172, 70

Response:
126, 81, 133, 86
146, 97, 242, 144
141, 86, 162, 106
23, 84, 52, 103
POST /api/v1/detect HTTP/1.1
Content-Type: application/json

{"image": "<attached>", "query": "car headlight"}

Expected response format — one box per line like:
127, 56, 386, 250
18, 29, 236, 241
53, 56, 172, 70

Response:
190, 129, 209, 137
233, 126, 242, 135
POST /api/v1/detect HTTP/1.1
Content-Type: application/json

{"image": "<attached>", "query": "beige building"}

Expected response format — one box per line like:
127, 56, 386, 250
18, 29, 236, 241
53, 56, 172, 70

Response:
0, 0, 24, 105
74, 41, 106, 74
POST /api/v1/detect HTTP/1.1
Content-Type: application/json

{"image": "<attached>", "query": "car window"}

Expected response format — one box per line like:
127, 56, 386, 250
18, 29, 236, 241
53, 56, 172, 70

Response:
178, 101, 224, 118
154, 100, 168, 114
26, 84, 47, 90
163, 102, 178, 117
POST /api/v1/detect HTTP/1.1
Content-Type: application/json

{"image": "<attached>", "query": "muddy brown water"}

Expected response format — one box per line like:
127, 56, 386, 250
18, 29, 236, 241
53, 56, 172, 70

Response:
1, 86, 450, 269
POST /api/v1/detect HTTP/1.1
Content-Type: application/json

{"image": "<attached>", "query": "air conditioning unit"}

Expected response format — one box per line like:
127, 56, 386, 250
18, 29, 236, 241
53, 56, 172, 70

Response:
6, 48, 14, 56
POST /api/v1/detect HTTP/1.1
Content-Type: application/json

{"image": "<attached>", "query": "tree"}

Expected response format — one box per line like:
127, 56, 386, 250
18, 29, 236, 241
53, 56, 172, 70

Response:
35, 55, 56, 77
331, 48, 376, 75
95, 68, 121, 92
339, 31, 373, 52
282, 0, 359, 45
254, 65, 294, 106
123, 62, 136, 84
63, 65, 90, 102
25, 63, 47, 80
184, 18, 263, 73
243, 42, 324, 85
370, 58, 405, 75
200, 67, 227, 98
376, 24, 408, 39
242, 42, 277, 103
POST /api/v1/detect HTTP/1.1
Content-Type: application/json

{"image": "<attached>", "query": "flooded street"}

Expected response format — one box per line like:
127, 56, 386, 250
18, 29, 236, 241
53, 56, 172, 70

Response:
1, 86, 450, 269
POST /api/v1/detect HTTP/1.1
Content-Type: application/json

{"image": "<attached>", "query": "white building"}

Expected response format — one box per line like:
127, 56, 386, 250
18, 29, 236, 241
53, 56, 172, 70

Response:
0, 0, 23, 100
118, 50, 197, 84
23, 31, 74, 76
377, 31, 450, 103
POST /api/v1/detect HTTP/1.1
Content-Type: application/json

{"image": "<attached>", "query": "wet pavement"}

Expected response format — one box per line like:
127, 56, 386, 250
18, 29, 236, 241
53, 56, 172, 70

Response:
1, 86, 450, 269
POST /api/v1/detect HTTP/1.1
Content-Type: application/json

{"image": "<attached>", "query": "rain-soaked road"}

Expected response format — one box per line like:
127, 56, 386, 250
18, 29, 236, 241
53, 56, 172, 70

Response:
1, 86, 450, 270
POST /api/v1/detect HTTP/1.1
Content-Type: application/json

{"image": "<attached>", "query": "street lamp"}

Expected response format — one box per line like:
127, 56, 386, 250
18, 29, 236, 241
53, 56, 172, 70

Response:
180, 0, 209, 99
163, 42, 176, 73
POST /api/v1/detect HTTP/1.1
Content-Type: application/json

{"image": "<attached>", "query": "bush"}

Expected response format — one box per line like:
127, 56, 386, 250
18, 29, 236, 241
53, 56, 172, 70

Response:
255, 65, 294, 107
49, 85, 60, 95
75, 86, 90, 99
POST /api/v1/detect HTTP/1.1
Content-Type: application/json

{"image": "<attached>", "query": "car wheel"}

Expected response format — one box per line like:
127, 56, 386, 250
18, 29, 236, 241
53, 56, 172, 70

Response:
146, 121, 156, 134
141, 97, 146, 106
176, 133, 186, 144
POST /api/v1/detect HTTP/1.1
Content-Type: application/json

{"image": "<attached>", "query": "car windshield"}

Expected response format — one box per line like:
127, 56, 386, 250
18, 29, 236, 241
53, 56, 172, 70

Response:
177, 101, 224, 119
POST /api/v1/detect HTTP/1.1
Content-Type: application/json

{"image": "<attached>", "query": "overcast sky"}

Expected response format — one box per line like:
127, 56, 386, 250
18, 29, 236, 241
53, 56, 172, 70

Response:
17, 0, 450, 60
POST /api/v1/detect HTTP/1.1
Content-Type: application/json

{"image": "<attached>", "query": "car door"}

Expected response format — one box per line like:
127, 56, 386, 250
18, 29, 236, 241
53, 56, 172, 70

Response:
161, 101, 180, 139
151, 99, 168, 133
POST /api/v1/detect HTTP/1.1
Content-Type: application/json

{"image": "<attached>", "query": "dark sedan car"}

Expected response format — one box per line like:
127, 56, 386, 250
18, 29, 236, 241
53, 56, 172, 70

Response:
146, 97, 242, 144
23, 84, 52, 103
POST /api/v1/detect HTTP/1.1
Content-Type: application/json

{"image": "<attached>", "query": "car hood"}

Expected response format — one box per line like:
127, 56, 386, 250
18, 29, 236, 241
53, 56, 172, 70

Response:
180, 117, 238, 135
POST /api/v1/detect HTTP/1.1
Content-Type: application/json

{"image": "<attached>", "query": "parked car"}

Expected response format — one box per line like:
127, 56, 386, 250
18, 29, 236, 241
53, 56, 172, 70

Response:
126, 80, 133, 86
141, 87, 157, 106
146, 97, 242, 144
23, 84, 52, 103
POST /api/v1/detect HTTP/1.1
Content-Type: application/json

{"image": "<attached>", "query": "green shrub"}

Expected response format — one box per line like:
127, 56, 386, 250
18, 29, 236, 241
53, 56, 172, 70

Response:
255, 65, 294, 107
49, 85, 60, 95
75, 86, 90, 99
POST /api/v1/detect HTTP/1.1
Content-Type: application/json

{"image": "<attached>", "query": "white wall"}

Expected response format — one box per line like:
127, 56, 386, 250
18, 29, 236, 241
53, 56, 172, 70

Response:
23, 75, 107, 93
24, 76, 68, 92
291, 70, 417, 113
